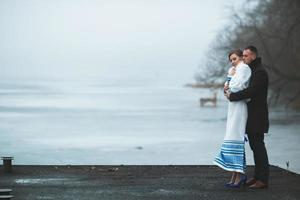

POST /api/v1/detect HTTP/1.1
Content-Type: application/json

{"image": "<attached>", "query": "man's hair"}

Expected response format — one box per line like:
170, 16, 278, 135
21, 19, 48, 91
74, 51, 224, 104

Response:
228, 49, 243, 60
244, 45, 258, 56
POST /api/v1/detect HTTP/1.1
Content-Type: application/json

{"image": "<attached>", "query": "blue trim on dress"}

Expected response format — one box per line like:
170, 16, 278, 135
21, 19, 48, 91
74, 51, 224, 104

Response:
214, 140, 246, 173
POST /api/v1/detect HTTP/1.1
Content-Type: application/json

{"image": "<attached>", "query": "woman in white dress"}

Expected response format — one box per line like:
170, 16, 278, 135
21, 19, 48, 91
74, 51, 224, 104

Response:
214, 49, 252, 188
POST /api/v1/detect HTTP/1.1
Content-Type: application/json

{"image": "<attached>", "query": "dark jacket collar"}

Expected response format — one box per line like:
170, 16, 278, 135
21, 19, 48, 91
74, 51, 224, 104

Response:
249, 57, 262, 70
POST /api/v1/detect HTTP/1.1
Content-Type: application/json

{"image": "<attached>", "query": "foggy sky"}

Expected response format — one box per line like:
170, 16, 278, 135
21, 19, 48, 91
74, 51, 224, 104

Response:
0, 0, 234, 85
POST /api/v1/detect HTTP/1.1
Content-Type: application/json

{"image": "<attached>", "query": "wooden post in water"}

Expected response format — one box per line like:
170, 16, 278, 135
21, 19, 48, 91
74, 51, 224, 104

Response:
1, 157, 13, 173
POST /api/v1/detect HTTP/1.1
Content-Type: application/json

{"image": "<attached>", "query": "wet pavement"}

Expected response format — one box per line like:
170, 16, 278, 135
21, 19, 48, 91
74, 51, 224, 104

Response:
0, 165, 299, 200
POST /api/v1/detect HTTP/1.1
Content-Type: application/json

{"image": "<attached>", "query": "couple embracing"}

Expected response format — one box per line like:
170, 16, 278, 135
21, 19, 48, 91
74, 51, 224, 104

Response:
214, 46, 269, 189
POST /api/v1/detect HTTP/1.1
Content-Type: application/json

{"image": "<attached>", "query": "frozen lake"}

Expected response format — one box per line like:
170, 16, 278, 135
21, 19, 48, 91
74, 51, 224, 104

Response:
0, 80, 299, 174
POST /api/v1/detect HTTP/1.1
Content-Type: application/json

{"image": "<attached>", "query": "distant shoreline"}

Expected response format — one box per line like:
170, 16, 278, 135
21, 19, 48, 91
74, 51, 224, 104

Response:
185, 83, 223, 89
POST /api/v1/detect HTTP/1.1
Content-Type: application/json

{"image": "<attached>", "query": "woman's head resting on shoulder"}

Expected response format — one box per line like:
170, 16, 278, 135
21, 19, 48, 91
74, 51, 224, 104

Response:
228, 49, 243, 67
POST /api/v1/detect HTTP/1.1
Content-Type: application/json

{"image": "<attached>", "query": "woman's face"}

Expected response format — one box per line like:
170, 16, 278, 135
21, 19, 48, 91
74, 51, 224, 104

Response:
229, 54, 242, 67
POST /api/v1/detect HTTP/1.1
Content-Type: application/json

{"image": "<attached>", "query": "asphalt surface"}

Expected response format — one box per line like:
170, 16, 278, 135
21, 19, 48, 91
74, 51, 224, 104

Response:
0, 165, 299, 200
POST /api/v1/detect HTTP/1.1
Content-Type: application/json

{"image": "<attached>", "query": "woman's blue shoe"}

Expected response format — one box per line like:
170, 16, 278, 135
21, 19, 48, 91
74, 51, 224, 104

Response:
224, 182, 234, 187
226, 175, 247, 188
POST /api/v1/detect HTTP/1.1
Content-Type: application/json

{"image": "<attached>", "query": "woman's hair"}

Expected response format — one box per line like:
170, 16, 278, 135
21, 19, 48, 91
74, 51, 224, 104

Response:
228, 49, 243, 60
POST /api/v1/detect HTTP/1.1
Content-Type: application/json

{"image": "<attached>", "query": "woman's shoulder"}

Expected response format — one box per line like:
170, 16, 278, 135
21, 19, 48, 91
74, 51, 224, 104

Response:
237, 63, 251, 72
239, 62, 250, 69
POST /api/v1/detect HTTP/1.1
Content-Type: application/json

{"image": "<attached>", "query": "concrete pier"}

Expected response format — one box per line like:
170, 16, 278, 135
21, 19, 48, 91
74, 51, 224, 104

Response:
0, 165, 299, 200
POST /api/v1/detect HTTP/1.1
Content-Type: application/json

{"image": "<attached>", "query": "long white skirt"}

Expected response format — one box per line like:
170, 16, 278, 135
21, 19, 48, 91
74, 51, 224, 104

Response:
214, 100, 248, 173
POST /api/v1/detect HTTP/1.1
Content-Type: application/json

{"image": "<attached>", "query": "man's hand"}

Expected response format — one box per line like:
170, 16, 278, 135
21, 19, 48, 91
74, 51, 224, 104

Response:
223, 83, 229, 95
224, 84, 229, 91
225, 90, 231, 100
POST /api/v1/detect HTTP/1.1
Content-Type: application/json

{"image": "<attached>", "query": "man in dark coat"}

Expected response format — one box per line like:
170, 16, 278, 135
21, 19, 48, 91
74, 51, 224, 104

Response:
225, 45, 269, 189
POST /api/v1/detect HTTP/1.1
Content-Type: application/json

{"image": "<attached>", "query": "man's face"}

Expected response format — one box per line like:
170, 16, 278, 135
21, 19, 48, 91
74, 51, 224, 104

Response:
243, 49, 256, 64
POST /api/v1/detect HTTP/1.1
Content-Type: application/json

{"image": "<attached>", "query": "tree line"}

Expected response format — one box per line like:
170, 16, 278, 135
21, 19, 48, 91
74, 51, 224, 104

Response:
195, 0, 300, 108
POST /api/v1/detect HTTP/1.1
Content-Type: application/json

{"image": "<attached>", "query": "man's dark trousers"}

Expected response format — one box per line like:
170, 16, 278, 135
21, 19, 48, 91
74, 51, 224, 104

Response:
248, 132, 269, 184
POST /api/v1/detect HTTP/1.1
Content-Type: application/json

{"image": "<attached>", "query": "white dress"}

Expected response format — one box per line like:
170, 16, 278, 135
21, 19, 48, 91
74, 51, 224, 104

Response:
214, 62, 251, 173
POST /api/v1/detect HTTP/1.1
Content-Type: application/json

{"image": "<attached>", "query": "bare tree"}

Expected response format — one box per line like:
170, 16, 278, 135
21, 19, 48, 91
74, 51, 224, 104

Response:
195, 0, 300, 108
